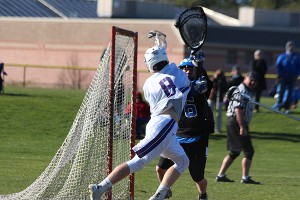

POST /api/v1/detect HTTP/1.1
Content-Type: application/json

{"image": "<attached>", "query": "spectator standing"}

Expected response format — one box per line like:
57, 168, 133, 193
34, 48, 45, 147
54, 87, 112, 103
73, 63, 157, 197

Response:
89, 45, 191, 200
226, 65, 244, 90
224, 66, 244, 110
155, 55, 214, 200
216, 71, 261, 184
0, 63, 7, 94
125, 91, 151, 139
208, 69, 227, 133
251, 49, 268, 113
290, 86, 300, 109
274, 41, 300, 113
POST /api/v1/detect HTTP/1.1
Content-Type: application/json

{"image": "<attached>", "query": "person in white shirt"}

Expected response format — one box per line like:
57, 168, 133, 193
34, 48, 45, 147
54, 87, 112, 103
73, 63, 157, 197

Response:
89, 45, 191, 200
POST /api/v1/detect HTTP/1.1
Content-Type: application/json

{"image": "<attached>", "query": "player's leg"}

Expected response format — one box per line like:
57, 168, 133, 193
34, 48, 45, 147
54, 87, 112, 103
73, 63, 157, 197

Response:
89, 115, 169, 200
156, 156, 174, 182
238, 134, 254, 179
277, 79, 287, 108
182, 138, 208, 200
149, 119, 189, 199
89, 157, 143, 200
155, 156, 175, 198
195, 136, 209, 200
216, 118, 239, 182
152, 153, 188, 199
284, 81, 295, 112
239, 134, 260, 184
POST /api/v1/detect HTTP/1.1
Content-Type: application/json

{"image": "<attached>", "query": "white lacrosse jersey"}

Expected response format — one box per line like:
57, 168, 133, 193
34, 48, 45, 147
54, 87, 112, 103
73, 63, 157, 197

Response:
226, 83, 253, 124
143, 63, 191, 120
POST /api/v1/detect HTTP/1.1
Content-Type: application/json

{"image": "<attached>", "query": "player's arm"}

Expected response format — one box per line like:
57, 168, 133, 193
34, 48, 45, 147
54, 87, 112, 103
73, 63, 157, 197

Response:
235, 107, 248, 136
198, 66, 212, 98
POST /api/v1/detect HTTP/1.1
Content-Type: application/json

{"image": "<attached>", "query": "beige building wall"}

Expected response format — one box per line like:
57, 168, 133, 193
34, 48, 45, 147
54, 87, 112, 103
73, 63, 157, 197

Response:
0, 18, 185, 90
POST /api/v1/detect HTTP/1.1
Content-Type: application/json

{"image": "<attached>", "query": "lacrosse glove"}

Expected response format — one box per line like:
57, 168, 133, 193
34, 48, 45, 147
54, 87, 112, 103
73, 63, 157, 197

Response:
191, 76, 207, 94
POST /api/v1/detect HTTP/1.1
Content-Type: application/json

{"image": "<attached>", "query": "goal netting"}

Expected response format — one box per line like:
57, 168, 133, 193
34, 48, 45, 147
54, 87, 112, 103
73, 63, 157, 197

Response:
0, 26, 138, 200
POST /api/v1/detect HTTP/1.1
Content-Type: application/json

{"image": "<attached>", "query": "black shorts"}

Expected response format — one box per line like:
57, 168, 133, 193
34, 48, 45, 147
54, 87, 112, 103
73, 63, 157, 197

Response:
226, 117, 254, 153
157, 134, 209, 182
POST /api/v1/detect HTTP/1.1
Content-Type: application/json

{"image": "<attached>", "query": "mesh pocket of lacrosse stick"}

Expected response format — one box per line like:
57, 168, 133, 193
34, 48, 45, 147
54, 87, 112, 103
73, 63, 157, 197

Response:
175, 6, 207, 51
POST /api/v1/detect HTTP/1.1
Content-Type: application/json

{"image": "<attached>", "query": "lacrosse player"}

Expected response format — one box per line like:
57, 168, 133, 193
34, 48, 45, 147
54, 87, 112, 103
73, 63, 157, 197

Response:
216, 71, 261, 184
155, 53, 214, 200
89, 45, 192, 200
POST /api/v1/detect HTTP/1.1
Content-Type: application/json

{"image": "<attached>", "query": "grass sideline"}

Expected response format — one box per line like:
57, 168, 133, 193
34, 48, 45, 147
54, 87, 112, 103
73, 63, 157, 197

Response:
0, 87, 299, 199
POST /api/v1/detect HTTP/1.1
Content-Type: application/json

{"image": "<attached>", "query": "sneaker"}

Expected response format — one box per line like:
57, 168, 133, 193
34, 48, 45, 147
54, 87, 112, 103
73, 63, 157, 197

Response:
164, 189, 172, 199
284, 109, 290, 114
215, 175, 234, 182
149, 192, 166, 200
199, 192, 208, 200
241, 177, 260, 184
88, 184, 105, 200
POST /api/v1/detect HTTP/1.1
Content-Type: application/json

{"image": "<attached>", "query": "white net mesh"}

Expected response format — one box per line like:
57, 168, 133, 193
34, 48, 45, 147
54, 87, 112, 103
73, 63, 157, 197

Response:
0, 27, 137, 200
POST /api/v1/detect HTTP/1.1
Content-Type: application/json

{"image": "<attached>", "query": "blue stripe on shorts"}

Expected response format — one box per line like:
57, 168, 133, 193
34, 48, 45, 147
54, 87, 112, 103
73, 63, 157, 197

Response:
135, 118, 176, 158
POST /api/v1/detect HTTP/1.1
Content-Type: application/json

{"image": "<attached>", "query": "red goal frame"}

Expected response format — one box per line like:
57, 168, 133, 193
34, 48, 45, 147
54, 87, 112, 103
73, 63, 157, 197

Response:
108, 26, 138, 200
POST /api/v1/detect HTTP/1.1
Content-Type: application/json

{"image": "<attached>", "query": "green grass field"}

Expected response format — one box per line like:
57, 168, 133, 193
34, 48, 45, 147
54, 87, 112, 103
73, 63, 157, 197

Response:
0, 87, 299, 200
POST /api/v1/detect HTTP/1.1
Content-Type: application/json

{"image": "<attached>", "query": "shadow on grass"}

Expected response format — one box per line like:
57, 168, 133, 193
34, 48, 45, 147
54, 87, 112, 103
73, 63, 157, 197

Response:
1, 93, 32, 97
210, 134, 227, 140
251, 131, 300, 143
210, 132, 300, 143
1, 93, 67, 99
288, 110, 300, 115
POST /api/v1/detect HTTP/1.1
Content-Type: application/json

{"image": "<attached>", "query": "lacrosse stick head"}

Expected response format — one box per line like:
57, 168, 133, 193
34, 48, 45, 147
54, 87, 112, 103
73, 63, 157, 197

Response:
175, 6, 207, 52
148, 30, 167, 49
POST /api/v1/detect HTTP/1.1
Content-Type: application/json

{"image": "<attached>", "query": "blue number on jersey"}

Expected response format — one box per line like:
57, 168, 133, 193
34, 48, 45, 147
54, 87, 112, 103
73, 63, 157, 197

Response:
184, 96, 197, 118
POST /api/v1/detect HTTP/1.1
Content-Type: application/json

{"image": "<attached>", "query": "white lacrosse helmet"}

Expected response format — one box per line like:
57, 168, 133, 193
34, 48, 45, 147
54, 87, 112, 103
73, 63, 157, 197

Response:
144, 46, 169, 73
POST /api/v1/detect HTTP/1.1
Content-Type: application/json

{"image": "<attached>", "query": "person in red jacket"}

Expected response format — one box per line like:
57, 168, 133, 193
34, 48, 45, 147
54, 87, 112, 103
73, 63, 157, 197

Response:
125, 91, 151, 139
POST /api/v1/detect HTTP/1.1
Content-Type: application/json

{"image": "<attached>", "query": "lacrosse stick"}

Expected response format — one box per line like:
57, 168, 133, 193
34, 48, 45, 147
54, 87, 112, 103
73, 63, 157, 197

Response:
227, 86, 300, 122
174, 6, 209, 120
241, 93, 300, 122
175, 6, 207, 55
148, 30, 167, 49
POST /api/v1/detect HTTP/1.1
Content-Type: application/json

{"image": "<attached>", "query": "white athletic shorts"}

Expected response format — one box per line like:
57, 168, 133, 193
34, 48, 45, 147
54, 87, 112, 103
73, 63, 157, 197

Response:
132, 114, 186, 163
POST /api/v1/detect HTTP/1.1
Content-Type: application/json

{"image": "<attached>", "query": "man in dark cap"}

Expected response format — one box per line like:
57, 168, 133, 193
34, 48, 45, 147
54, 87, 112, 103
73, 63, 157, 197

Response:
216, 71, 261, 184
227, 65, 244, 90
274, 41, 300, 113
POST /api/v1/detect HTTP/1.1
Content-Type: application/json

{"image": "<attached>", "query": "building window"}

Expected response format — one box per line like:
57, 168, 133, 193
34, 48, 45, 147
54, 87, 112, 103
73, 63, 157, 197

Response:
227, 50, 237, 65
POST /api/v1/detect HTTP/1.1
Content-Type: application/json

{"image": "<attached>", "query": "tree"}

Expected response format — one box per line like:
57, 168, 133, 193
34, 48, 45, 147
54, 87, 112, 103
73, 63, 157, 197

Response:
149, 0, 300, 11
250, 0, 300, 10
165, 0, 240, 9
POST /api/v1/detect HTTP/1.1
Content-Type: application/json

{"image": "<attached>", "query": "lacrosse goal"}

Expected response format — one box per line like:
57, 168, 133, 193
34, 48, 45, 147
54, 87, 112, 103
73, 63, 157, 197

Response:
0, 26, 138, 200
